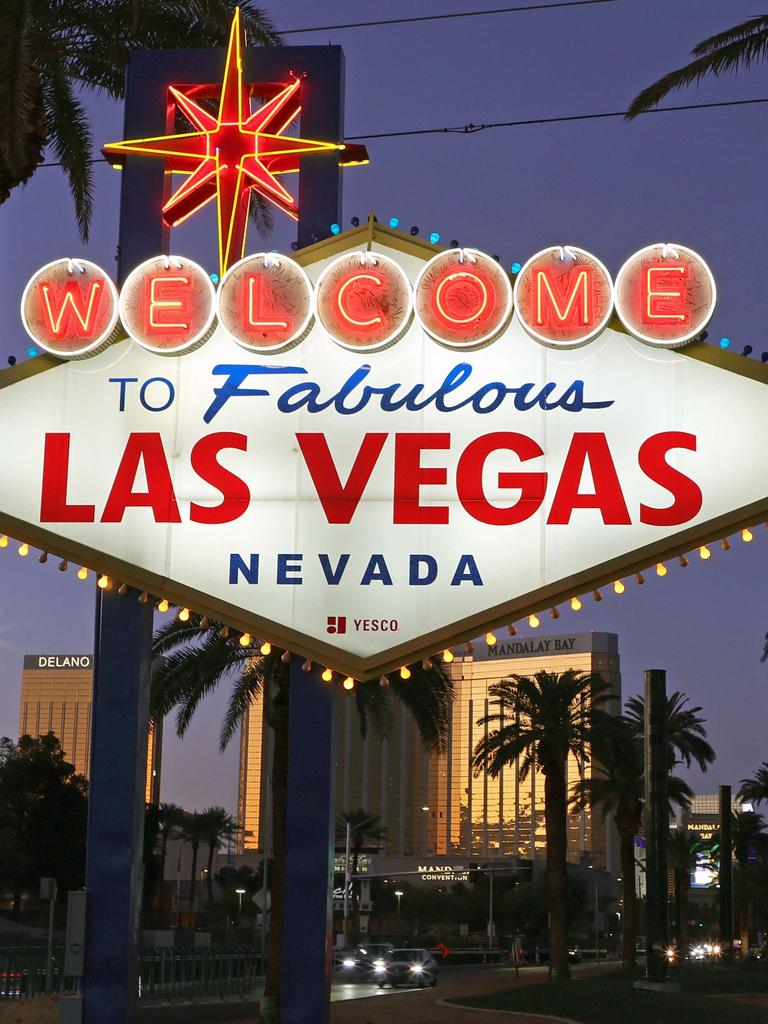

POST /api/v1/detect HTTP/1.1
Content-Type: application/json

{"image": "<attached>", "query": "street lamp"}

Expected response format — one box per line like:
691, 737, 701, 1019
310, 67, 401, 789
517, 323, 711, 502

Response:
236, 887, 246, 923
394, 890, 404, 917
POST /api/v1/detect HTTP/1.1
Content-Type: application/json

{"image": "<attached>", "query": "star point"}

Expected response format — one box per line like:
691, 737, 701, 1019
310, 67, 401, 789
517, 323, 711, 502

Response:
103, 8, 368, 274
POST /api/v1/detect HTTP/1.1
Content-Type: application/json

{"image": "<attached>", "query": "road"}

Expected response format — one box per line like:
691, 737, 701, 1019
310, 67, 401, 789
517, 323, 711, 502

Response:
330, 961, 617, 1024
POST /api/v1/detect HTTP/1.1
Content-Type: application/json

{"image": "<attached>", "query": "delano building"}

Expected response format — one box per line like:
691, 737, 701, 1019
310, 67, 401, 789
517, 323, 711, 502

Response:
238, 632, 620, 872
18, 653, 162, 803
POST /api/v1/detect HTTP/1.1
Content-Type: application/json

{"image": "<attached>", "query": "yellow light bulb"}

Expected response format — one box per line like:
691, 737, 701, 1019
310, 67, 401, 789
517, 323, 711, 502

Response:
97, 575, 109, 590
442, 649, 454, 663
529, 614, 540, 628
77, 566, 88, 580
656, 563, 667, 577
18, 543, 29, 557
0, 535, 8, 548
178, 607, 190, 622
322, 668, 333, 682
240, 632, 251, 646
699, 545, 711, 560
743, 528, 754, 543
400, 666, 411, 679
570, 596, 582, 612
613, 580, 625, 594
343, 676, 355, 690
157, 598, 169, 612
260, 641, 271, 655
485, 631, 496, 645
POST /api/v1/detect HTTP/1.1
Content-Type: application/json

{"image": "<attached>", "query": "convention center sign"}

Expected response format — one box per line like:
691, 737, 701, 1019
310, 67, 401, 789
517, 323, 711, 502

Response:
3, 224, 767, 680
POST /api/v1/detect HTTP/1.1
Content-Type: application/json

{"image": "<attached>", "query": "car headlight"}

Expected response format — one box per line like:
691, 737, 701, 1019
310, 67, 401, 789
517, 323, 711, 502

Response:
410, 964, 424, 974
342, 958, 356, 968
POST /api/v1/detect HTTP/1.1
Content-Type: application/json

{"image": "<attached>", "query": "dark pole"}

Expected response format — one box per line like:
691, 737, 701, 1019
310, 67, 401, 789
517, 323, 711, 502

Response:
719, 785, 733, 958
644, 669, 669, 983
280, 658, 336, 1024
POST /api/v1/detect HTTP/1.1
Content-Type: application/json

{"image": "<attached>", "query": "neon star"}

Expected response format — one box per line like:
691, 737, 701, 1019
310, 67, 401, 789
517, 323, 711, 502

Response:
103, 8, 368, 274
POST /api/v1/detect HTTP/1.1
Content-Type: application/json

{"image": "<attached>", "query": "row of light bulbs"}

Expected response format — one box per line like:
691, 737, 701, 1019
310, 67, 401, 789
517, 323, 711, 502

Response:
1, 524, 761, 689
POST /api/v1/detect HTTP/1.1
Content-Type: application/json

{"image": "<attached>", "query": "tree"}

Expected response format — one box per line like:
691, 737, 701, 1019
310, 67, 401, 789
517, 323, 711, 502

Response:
571, 716, 692, 968
179, 809, 209, 919
626, 17, 768, 118
0, 0, 280, 239
738, 762, 768, 808
731, 809, 768, 955
624, 691, 715, 773
336, 809, 387, 942
198, 806, 237, 905
0, 733, 88, 912
156, 802, 186, 908
668, 829, 702, 954
151, 615, 453, 1008
472, 670, 612, 979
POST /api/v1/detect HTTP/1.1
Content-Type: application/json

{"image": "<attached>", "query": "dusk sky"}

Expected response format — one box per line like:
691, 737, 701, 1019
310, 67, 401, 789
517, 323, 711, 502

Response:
2, 0, 768, 815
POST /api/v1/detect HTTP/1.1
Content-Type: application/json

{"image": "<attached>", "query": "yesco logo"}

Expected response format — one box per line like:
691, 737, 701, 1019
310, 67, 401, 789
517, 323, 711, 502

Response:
327, 616, 398, 634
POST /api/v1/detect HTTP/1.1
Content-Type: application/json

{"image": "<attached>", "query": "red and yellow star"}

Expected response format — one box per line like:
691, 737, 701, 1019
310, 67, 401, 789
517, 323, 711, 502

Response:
103, 8, 368, 274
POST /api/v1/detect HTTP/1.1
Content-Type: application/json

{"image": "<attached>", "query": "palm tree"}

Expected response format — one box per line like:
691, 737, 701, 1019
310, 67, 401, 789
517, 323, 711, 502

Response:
155, 802, 186, 910
336, 809, 388, 942
0, 1, 280, 238
738, 763, 768, 808
572, 716, 692, 968
624, 692, 715, 773
626, 17, 768, 118
669, 829, 702, 954
713, 809, 768, 956
179, 809, 209, 919
151, 615, 453, 1009
199, 806, 237, 906
472, 669, 613, 979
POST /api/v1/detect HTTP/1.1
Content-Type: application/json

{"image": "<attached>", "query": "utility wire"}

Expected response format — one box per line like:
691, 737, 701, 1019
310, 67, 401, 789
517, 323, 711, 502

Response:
37, 95, 768, 169
345, 96, 768, 140
277, 0, 619, 36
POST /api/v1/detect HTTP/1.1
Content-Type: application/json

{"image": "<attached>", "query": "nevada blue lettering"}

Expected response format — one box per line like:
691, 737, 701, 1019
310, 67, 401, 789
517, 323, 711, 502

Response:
410, 554, 438, 585
277, 553, 302, 584
318, 553, 350, 585
204, 363, 614, 422
450, 555, 483, 586
361, 554, 393, 586
230, 553, 259, 584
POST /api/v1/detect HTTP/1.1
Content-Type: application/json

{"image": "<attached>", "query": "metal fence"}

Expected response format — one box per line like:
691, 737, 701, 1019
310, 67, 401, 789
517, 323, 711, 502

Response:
0, 945, 263, 1001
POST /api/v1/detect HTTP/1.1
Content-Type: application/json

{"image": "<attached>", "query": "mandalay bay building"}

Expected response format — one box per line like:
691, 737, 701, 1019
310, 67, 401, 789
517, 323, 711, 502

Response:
238, 632, 621, 872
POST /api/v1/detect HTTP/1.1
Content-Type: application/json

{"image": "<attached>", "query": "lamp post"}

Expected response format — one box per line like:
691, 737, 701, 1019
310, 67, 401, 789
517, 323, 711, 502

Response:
236, 888, 246, 926
395, 890, 404, 918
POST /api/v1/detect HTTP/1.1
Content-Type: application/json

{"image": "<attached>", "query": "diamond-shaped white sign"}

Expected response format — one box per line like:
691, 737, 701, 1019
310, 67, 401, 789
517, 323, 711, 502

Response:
2, 227, 767, 680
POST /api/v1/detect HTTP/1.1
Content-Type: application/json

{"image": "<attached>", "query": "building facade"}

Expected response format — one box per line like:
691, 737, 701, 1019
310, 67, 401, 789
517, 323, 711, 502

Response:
238, 632, 620, 871
18, 653, 161, 802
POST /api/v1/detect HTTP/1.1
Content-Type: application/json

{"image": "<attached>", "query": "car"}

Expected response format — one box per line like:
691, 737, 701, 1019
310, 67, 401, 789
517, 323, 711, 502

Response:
355, 944, 393, 975
374, 948, 438, 989
333, 948, 364, 979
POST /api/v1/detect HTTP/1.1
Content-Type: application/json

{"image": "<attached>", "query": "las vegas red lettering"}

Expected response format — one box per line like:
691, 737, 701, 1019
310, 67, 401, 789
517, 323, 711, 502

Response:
39, 430, 701, 527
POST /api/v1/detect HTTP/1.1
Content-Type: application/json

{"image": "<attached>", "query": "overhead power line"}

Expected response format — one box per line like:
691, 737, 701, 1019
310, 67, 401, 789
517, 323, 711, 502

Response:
277, 0, 619, 36
37, 96, 768, 170
345, 96, 768, 141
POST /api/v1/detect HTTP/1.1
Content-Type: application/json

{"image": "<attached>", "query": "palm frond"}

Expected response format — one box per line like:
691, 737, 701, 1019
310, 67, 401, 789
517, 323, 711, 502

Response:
41, 74, 94, 241
219, 655, 269, 750
388, 662, 454, 754
627, 17, 768, 117
0, 0, 44, 184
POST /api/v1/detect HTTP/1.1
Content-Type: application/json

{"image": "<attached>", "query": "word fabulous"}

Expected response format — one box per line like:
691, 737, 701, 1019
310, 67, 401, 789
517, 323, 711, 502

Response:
21, 242, 716, 360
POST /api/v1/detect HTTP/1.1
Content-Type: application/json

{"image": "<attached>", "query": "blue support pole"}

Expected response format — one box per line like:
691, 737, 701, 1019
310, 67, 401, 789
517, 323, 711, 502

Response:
280, 658, 336, 1024
82, 591, 153, 1022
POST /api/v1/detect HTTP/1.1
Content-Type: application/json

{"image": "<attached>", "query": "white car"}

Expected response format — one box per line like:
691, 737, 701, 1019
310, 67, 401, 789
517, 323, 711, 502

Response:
374, 948, 437, 988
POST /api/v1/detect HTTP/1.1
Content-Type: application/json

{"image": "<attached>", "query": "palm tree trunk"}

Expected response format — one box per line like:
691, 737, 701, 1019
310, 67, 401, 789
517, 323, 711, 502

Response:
157, 834, 169, 910
206, 844, 215, 905
680, 879, 690, 953
189, 842, 199, 920
619, 830, 638, 968
264, 671, 289, 1012
543, 759, 570, 980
